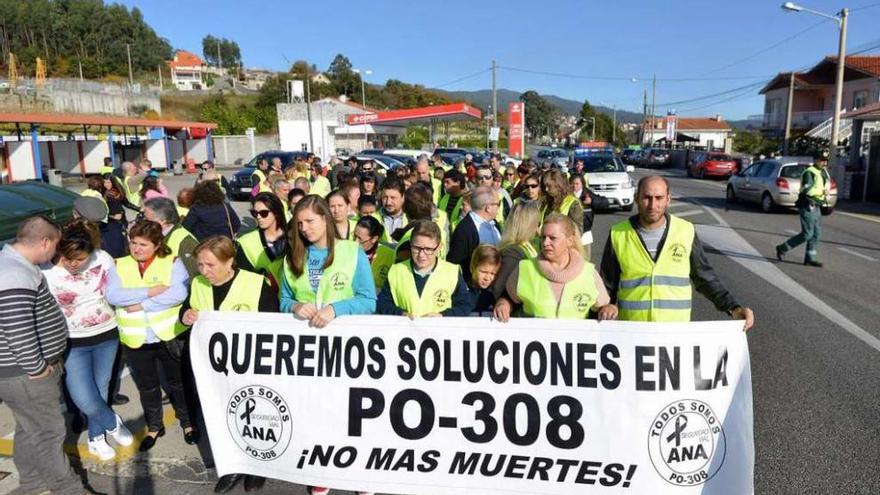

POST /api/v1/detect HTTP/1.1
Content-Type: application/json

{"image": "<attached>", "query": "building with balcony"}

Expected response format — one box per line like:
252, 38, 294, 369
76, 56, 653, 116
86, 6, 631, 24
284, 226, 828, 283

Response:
757, 55, 880, 138
167, 50, 206, 91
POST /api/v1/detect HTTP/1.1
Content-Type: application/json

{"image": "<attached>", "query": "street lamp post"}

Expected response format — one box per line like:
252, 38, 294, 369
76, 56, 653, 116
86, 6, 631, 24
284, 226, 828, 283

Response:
782, 2, 849, 174
353, 68, 372, 151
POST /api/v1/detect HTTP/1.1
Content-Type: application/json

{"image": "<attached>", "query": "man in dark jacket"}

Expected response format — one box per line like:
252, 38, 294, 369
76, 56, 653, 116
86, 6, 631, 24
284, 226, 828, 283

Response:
447, 186, 502, 283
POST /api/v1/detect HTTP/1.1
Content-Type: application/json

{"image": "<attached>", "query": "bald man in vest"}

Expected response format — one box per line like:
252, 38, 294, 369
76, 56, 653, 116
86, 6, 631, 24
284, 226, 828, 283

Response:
598, 175, 754, 330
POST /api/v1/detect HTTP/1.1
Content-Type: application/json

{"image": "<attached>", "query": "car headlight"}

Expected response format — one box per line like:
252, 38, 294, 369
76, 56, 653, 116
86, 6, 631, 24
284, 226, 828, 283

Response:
626, 178, 635, 188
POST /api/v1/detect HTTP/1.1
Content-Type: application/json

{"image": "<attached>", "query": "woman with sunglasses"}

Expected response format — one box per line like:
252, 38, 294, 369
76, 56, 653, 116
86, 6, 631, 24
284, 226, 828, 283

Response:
515, 171, 543, 205
353, 215, 396, 290
196, 161, 229, 196
236, 192, 288, 291
377, 220, 473, 318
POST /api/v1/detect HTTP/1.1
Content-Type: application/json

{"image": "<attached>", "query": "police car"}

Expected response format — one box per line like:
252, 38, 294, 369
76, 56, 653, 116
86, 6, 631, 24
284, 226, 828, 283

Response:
572, 148, 636, 211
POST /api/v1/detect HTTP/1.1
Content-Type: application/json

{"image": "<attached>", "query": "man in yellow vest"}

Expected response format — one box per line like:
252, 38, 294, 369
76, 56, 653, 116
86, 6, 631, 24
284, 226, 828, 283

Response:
598, 175, 754, 330
120, 161, 147, 208
776, 155, 830, 267
142, 198, 199, 277
308, 161, 332, 198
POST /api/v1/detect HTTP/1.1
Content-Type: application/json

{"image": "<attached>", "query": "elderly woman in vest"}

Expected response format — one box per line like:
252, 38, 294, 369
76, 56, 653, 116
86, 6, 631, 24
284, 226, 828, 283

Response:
494, 214, 610, 321
105, 220, 197, 451
377, 220, 473, 318
236, 192, 288, 291
280, 195, 376, 328
180, 236, 277, 494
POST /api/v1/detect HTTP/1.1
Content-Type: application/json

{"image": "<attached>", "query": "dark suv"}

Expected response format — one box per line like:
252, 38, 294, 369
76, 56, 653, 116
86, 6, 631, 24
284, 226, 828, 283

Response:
228, 151, 310, 200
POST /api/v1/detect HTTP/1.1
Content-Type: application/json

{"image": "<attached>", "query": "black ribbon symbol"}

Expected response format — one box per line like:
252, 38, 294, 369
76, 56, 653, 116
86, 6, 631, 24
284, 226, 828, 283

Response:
240, 398, 256, 425
666, 415, 688, 447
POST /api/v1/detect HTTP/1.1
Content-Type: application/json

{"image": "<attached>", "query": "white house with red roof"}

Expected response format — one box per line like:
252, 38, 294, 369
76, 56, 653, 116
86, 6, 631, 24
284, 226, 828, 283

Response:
758, 55, 880, 137
642, 115, 734, 150
168, 50, 205, 91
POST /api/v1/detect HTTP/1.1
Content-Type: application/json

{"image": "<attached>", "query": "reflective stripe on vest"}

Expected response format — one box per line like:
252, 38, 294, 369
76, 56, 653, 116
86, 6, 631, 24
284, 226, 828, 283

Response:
610, 215, 694, 322
516, 257, 599, 319
370, 243, 397, 290
114, 255, 185, 348
281, 240, 358, 306
431, 178, 442, 206
804, 166, 826, 202
190, 269, 264, 312
387, 259, 459, 316
520, 241, 538, 259
237, 229, 284, 287
166, 226, 195, 259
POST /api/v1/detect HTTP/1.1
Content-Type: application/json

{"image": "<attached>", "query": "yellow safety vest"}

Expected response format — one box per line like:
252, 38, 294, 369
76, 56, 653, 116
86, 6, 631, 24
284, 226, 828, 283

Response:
114, 255, 186, 348
394, 212, 450, 260
165, 225, 195, 259
543, 194, 578, 222
337, 218, 357, 241
519, 240, 538, 258
610, 216, 694, 322
369, 242, 397, 290
430, 178, 442, 206
438, 194, 464, 230
237, 229, 285, 288
189, 269, 264, 313
176, 206, 190, 219
310, 175, 332, 198
251, 169, 272, 193
281, 240, 359, 306
803, 166, 826, 202
373, 211, 408, 245
516, 257, 598, 319
387, 259, 459, 317
80, 189, 108, 223
123, 176, 142, 207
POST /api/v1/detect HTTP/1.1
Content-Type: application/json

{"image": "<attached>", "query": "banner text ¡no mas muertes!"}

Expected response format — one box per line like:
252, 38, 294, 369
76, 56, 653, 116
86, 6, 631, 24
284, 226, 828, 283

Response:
191, 313, 754, 494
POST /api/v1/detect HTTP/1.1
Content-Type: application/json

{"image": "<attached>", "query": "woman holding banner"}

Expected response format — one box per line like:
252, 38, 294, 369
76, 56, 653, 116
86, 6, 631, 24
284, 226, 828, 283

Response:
376, 220, 473, 318
104, 220, 197, 452
494, 214, 610, 321
235, 192, 288, 291
491, 201, 541, 304
279, 195, 376, 328
180, 236, 278, 493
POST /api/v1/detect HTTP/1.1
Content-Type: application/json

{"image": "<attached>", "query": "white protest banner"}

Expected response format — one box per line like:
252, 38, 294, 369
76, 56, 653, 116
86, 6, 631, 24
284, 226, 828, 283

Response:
191, 313, 753, 494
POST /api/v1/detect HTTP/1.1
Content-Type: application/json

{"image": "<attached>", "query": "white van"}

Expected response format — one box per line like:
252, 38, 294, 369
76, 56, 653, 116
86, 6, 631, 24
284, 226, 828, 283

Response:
384, 149, 431, 160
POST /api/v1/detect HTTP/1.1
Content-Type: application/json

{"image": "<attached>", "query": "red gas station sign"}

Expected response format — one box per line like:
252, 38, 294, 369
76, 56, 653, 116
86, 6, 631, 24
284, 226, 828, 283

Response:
508, 102, 525, 158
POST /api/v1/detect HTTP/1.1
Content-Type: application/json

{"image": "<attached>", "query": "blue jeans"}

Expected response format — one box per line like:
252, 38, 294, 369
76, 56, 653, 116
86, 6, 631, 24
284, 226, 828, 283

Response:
64, 338, 119, 440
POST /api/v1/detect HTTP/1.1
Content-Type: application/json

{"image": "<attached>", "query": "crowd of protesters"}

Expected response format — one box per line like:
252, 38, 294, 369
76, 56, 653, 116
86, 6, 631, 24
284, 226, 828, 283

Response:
0, 150, 753, 495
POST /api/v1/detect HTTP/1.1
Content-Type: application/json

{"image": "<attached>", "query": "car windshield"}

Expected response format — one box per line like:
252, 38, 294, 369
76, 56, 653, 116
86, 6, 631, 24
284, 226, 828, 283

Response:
582, 155, 625, 173
652, 150, 668, 157
709, 154, 733, 161
780, 164, 809, 179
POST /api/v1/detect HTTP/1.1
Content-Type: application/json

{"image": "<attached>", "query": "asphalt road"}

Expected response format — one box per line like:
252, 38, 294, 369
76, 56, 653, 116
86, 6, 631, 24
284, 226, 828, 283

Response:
28, 169, 880, 494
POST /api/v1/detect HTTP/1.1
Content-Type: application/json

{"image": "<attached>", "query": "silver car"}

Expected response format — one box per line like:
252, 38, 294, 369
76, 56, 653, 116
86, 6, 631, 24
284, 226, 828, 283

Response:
726, 157, 838, 214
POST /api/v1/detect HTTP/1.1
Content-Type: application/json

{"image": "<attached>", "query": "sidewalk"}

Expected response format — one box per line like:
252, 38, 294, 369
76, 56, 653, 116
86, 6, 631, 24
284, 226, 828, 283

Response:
835, 199, 880, 217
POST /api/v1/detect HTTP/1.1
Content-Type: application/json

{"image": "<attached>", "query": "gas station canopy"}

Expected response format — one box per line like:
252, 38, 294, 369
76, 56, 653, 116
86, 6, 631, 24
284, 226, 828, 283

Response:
0, 112, 217, 132
345, 103, 482, 126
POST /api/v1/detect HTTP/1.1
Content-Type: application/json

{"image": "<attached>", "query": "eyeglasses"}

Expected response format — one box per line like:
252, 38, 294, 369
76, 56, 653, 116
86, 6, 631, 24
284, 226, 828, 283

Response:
411, 244, 439, 256
525, 183, 540, 189
477, 174, 493, 180
249, 209, 272, 219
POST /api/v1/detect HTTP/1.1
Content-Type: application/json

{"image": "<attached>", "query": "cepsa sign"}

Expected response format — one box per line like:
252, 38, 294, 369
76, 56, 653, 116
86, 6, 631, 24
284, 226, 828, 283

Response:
508, 102, 525, 159
191, 314, 754, 495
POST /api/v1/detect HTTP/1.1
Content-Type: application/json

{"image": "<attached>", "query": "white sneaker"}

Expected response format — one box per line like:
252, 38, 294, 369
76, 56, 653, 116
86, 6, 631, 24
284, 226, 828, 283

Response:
88, 435, 116, 461
106, 414, 134, 447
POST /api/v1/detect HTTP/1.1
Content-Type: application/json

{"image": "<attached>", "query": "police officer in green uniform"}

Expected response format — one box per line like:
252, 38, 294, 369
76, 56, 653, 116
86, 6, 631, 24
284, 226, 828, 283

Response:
598, 176, 754, 329
180, 236, 277, 493
776, 155, 829, 267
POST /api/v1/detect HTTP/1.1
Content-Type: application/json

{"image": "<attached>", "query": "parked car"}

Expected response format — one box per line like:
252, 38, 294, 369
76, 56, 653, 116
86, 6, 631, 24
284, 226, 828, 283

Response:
687, 152, 739, 179
640, 148, 670, 168
354, 154, 407, 171
384, 149, 430, 161
0, 181, 78, 243
229, 151, 310, 200
359, 149, 387, 156
496, 152, 523, 167
726, 157, 838, 214
433, 147, 470, 156
620, 148, 640, 165
536, 148, 570, 168
581, 154, 636, 211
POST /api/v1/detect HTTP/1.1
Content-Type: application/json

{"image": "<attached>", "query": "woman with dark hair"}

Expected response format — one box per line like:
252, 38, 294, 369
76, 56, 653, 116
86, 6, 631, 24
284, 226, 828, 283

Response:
105, 220, 197, 452
359, 171, 378, 197
235, 192, 288, 291
43, 220, 133, 461
353, 215, 395, 290
279, 196, 376, 328
181, 180, 241, 240
140, 175, 169, 201
180, 236, 278, 493
514, 171, 543, 205
326, 189, 357, 240
541, 168, 584, 228
101, 173, 130, 257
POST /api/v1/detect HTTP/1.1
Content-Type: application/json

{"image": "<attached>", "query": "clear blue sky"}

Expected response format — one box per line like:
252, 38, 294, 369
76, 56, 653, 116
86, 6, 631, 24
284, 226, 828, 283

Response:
121, 0, 880, 119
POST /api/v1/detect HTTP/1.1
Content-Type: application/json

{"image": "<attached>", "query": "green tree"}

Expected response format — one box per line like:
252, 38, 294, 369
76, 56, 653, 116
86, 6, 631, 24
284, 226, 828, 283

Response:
577, 100, 625, 147
519, 90, 560, 140
326, 53, 361, 99
201, 35, 241, 68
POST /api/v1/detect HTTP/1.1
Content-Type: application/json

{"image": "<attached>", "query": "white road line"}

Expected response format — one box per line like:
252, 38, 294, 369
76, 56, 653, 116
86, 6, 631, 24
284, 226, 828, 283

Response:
691, 198, 880, 353
838, 247, 879, 262
785, 229, 799, 235
837, 211, 880, 224
674, 209, 705, 218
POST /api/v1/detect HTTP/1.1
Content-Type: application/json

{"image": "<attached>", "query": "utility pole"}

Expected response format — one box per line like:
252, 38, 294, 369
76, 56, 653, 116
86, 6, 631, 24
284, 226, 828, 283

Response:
217, 40, 222, 70
492, 59, 497, 150
612, 105, 617, 144
650, 74, 656, 147
126, 43, 133, 86
306, 69, 314, 153
641, 89, 647, 145
158, 64, 163, 89
78, 60, 84, 82
829, 8, 848, 175
783, 71, 795, 155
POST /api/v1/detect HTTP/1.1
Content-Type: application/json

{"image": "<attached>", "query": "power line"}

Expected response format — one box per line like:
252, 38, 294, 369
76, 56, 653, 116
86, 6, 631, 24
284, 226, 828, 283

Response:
495, 65, 771, 82
851, 2, 880, 12
655, 80, 769, 108
434, 68, 491, 89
